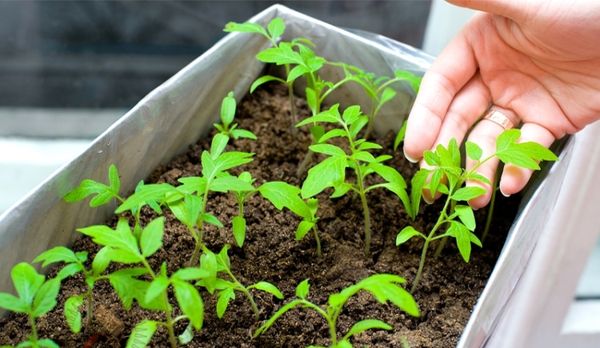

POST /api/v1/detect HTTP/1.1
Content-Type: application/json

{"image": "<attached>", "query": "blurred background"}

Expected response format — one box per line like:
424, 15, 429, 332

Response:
0, 0, 597, 325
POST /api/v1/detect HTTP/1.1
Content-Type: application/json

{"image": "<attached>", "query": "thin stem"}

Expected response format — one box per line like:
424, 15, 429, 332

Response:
225, 269, 259, 319
433, 200, 456, 258
298, 300, 336, 345
297, 150, 314, 177
141, 260, 177, 348
28, 313, 38, 345
85, 287, 94, 330
312, 225, 322, 257
364, 102, 377, 139
189, 188, 209, 266
482, 174, 499, 243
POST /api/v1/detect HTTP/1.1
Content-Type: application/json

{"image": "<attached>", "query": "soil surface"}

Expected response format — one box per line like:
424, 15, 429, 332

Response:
0, 85, 520, 347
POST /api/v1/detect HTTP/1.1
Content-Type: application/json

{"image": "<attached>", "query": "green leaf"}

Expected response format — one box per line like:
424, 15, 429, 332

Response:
34, 246, 81, 267
178, 322, 194, 345
309, 144, 346, 157
455, 205, 476, 231
409, 169, 428, 220
423, 151, 439, 166
168, 194, 202, 228
116, 183, 175, 214
253, 299, 304, 337
344, 319, 392, 340
394, 70, 422, 92
108, 268, 150, 310
172, 267, 210, 281
287, 65, 309, 83
357, 141, 383, 151
352, 151, 377, 163
92, 246, 113, 274
126, 320, 158, 348
64, 295, 84, 333
198, 251, 218, 294
210, 175, 255, 193
32, 279, 60, 317
210, 133, 230, 159
342, 105, 362, 124
466, 141, 483, 161
496, 150, 540, 170
342, 274, 419, 317
231, 128, 257, 140
145, 276, 170, 304
202, 213, 224, 228
334, 341, 353, 348
496, 129, 521, 152
518, 142, 558, 161
37, 339, 59, 348
447, 221, 473, 262
256, 44, 303, 65
452, 186, 486, 201
177, 177, 207, 195
349, 116, 369, 138
216, 287, 235, 319
0, 293, 29, 313
393, 120, 407, 151
318, 129, 346, 143
305, 88, 318, 116
12, 263, 44, 306
250, 75, 285, 93
78, 219, 140, 258
295, 279, 310, 299
301, 155, 347, 198
331, 182, 353, 198
108, 164, 121, 194
173, 280, 204, 330
220, 91, 236, 126
203, 151, 254, 179
259, 181, 311, 218
224, 21, 267, 36
140, 217, 164, 257
396, 226, 425, 246
295, 220, 315, 241
216, 245, 231, 270
250, 281, 284, 299
380, 87, 397, 107
296, 106, 340, 127
232, 215, 246, 247
56, 263, 84, 281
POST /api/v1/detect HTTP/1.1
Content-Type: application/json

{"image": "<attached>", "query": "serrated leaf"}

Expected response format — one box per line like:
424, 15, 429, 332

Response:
250, 75, 285, 93
447, 221, 473, 262
126, 320, 158, 348
466, 141, 483, 161
259, 181, 311, 218
232, 215, 246, 247
452, 186, 486, 201
295, 279, 310, 299
496, 129, 521, 152
309, 144, 346, 157
11, 263, 44, 306
344, 319, 392, 340
56, 263, 84, 281
204, 151, 254, 180
140, 217, 164, 257
455, 205, 476, 231
32, 279, 60, 317
295, 220, 315, 241
342, 105, 362, 124
301, 156, 347, 198
34, 247, 80, 267
220, 91, 236, 126
250, 281, 284, 299
64, 295, 84, 333
396, 226, 424, 246
216, 287, 235, 319
496, 150, 540, 170
210, 133, 230, 159
78, 219, 140, 257
168, 193, 202, 228
256, 44, 303, 65
173, 280, 204, 330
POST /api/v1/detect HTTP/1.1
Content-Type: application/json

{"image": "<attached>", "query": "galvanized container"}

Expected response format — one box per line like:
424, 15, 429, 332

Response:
1, 4, 599, 347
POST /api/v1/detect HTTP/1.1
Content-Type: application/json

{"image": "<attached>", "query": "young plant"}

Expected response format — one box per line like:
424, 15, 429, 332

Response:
397, 129, 558, 292
195, 245, 283, 320
78, 217, 204, 348
254, 274, 419, 347
330, 63, 422, 138
64, 163, 124, 207
258, 181, 321, 256
0, 263, 61, 348
297, 104, 412, 256
214, 91, 257, 141
229, 171, 256, 247
33, 247, 106, 334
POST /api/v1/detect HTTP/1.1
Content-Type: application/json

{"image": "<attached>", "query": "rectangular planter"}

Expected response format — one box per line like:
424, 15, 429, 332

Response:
1, 4, 599, 347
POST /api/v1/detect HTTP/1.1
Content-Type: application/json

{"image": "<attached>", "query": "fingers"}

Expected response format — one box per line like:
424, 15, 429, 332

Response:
465, 106, 519, 209
403, 24, 478, 163
447, 0, 530, 22
499, 123, 555, 196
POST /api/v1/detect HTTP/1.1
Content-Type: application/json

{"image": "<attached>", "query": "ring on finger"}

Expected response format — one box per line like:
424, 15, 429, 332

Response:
482, 106, 517, 130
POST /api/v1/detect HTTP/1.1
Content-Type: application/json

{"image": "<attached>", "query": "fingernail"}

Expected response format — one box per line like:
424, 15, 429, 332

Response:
404, 150, 419, 163
500, 188, 511, 198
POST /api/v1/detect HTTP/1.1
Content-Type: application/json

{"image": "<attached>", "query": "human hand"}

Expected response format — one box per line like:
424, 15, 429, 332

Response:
404, 0, 600, 208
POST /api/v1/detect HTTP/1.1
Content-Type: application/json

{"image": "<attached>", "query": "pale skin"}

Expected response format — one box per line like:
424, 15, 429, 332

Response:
404, 0, 600, 208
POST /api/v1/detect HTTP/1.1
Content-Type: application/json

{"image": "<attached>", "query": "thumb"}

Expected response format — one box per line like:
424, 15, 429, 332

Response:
446, 0, 529, 22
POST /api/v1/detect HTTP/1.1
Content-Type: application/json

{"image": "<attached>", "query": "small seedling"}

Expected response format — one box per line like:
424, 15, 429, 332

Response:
214, 92, 257, 141
195, 245, 283, 320
297, 104, 412, 256
0, 263, 61, 348
254, 274, 419, 347
34, 246, 108, 334
229, 171, 256, 247
258, 181, 321, 256
64, 164, 124, 207
397, 129, 558, 292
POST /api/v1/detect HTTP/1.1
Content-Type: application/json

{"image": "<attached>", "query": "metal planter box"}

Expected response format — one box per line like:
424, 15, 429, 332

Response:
1, 5, 599, 347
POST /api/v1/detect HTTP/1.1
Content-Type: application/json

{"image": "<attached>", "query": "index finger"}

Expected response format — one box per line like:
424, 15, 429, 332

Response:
403, 21, 478, 162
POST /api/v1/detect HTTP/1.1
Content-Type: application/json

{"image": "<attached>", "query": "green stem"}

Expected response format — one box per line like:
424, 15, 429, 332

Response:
189, 188, 209, 266
297, 149, 314, 176
355, 171, 371, 256
312, 225, 322, 257
226, 269, 259, 319
433, 200, 456, 258
299, 300, 336, 345
141, 260, 177, 348
482, 174, 499, 243
85, 287, 94, 330
364, 102, 377, 139
28, 313, 38, 346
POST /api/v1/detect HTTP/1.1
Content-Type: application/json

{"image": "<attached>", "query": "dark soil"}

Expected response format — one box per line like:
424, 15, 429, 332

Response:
0, 85, 520, 347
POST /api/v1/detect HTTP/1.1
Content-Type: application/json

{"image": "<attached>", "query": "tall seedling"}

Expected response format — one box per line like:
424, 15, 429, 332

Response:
297, 104, 413, 256
397, 130, 558, 292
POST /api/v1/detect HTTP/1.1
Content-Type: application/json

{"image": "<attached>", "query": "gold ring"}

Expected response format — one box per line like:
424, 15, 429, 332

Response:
483, 107, 515, 130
